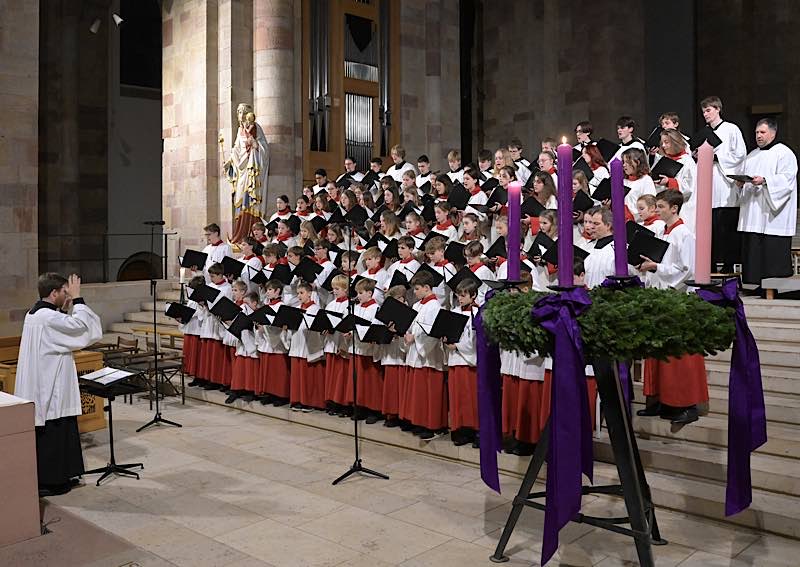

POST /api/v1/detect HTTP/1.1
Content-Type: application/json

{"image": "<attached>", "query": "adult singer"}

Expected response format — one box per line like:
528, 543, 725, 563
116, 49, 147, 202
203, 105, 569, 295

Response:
15, 273, 102, 496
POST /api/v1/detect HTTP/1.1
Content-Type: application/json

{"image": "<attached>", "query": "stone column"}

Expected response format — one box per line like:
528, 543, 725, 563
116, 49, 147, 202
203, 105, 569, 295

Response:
162, 0, 219, 265
253, 0, 297, 203
0, 0, 39, 333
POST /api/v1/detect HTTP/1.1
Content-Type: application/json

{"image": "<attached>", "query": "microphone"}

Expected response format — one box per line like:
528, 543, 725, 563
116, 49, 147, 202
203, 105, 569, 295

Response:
143, 220, 166, 226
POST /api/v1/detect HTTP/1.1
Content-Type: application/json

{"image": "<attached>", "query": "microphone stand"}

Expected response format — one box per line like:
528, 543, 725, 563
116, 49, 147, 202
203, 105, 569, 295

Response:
137, 220, 182, 432
332, 218, 388, 485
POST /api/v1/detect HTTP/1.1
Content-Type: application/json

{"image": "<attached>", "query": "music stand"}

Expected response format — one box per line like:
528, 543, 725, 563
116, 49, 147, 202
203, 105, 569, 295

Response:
80, 369, 147, 485
137, 220, 182, 432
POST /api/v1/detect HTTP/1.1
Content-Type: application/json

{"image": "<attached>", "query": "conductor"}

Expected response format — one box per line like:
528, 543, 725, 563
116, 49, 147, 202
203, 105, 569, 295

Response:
14, 273, 102, 496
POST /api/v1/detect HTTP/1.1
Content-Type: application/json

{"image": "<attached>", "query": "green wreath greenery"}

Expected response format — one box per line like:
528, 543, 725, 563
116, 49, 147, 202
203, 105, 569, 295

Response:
481, 287, 735, 361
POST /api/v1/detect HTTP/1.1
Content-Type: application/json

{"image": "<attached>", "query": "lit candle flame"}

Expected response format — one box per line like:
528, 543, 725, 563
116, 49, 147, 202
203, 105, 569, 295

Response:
562, 136, 567, 144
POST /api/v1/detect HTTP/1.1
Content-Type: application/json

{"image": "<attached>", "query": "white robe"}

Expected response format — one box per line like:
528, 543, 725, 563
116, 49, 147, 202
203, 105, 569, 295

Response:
201, 241, 233, 283
15, 301, 103, 426
670, 153, 698, 234
737, 142, 798, 237
405, 296, 444, 371
624, 176, 657, 221
710, 121, 747, 208
584, 238, 617, 289
448, 305, 478, 367
645, 222, 695, 291
386, 161, 416, 183
612, 139, 646, 162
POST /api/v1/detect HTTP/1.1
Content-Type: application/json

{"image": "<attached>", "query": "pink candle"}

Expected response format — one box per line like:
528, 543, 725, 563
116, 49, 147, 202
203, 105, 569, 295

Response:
556, 139, 574, 286
695, 141, 714, 284
506, 181, 522, 280
610, 158, 628, 276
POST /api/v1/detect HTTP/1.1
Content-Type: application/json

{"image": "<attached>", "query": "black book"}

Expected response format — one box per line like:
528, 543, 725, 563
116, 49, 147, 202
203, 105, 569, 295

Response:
381, 238, 399, 260
595, 138, 620, 163
189, 284, 221, 303
531, 231, 555, 254
363, 232, 386, 251
301, 241, 316, 258
310, 215, 329, 233
446, 267, 484, 294
572, 155, 593, 180
388, 269, 410, 289
485, 237, 506, 259
486, 186, 508, 208
415, 262, 446, 288
329, 207, 346, 225
221, 256, 246, 278
335, 176, 353, 190
396, 201, 421, 222
358, 324, 394, 345
418, 180, 432, 195
650, 156, 684, 179
689, 126, 723, 151
247, 265, 269, 285
308, 310, 339, 333
285, 215, 301, 236
644, 126, 664, 149
369, 204, 387, 223
573, 190, 595, 213
420, 200, 436, 223
293, 256, 324, 283
345, 204, 369, 226
321, 268, 344, 292
417, 230, 442, 251
444, 241, 466, 264
164, 302, 196, 324
727, 174, 755, 183
626, 220, 656, 241
481, 177, 499, 192
447, 182, 471, 210
572, 147, 582, 162
335, 314, 372, 334
274, 242, 289, 258
592, 178, 632, 202
271, 305, 304, 330
628, 232, 670, 266
465, 204, 489, 215
361, 170, 380, 188
250, 304, 277, 325
210, 296, 242, 322
270, 263, 293, 286
181, 249, 207, 269
521, 197, 546, 218
375, 296, 417, 335
421, 309, 469, 344
265, 219, 279, 233
225, 312, 253, 340
543, 244, 590, 266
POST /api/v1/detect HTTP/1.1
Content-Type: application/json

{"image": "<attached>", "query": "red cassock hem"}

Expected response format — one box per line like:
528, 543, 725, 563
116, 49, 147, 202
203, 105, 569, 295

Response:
448, 365, 479, 430
259, 352, 290, 397
182, 334, 200, 376
540, 370, 598, 432
208, 340, 230, 384
197, 338, 215, 380
501, 374, 519, 436
231, 355, 260, 392
643, 355, 708, 407
291, 357, 326, 408
325, 353, 350, 404
344, 355, 384, 410
405, 367, 448, 430
381, 364, 404, 417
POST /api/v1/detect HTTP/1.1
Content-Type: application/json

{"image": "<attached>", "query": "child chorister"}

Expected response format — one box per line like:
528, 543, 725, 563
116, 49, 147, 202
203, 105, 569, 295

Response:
239, 237, 265, 294
219, 280, 248, 394
463, 241, 495, 306
323, 275, 351, 414
182, 276, 205, 384
226, 289, 259, 404
201, 223, 232, 283
255, 279, 290, 406
286, 280, 326, 411
424, 237, 455, 308
348, 278, 384, 420
386, 236, 421, 286
359, 247, 390, 304
638, 190, 708, 425
199, 263, 233, 390
273, 218, 299, 248
402, 271, 447, 440
311, 239, 337, 305
636, 195, 666, 236
380, 285, 410, 428
431, 203, 459, 242
445, 280, 480, 447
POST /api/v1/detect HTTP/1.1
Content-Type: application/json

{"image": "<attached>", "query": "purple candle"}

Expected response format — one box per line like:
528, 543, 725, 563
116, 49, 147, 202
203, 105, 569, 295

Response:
556, 139, 574, 286
506, 181, 522, 280
610, 158, 627, 276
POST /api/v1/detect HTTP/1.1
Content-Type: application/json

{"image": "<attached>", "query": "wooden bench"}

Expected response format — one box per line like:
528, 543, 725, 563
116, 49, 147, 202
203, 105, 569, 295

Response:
130, 326, 184, 350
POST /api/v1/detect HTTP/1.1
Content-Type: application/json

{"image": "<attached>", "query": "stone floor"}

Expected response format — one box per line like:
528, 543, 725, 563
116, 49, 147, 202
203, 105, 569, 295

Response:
31, 398, 800, 566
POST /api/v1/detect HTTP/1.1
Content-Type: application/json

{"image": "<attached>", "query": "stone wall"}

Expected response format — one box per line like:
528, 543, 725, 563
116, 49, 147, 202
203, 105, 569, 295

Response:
0, 0, 39, 334
477, 0, 646, 154
399, 0, 462, 170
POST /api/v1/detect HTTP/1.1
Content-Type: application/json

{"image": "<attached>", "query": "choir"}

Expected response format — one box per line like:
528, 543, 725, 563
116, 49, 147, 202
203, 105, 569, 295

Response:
172, 99, 797, 447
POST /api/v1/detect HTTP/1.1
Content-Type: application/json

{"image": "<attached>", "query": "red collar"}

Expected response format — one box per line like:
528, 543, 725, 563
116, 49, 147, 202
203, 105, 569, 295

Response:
469, 186, 481, 196
300, 301, 315, 309
421, 294, 438, 304
643, 214, 661, 226
461, 304, 476, 312
436, 221, 453, 230
276, 233, 293, 242
590, 163, 602, 171
335, 296, 348, 303
256, 235, 268, 243
495, 256, 507, 266
548, 167, 557, 175
667, 151, 687, 159
346, 269, 357, 276
269, 299, 282, 305
408, 228, 424, 236
367, 266, 383, 275
400, 256, 415, 264
626, 174, 640, 181
235, 299, 243, 305
276, 210, 291, 217
210, 240, 223, 246
278, 257, 289, 265
360, 299, 377, 308
469, 262, 484, 273
664, 218, 684, 235
296, 210, 311, 217
316, 257, 330, 265
257, 255, 266, 265
244, 254, 255, 260
434, 260, 449, 267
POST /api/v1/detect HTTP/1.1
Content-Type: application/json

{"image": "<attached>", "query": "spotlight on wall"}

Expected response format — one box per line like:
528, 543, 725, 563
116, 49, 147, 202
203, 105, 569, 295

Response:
112, 13, 124, 26
89, 18, 101, 34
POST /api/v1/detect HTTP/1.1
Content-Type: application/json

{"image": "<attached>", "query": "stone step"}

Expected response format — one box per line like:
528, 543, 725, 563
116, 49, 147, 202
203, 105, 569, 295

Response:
742, 297, 800, 321
747, 320, 800, 343
141, 301, 171, 312
706, 361, 800, 396
632, 382, 800, 426
124, 311, 177, 326
708, 341, 800, 368
593, 433, 800, 496
108, 321, 181, 335
591, 462, 800, 540
633, 413, 800, 459
157, 290, 182, 302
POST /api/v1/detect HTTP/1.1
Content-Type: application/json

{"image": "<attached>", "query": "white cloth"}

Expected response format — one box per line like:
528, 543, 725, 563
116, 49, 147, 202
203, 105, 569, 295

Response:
670, 153, 698, 234
201, 242, 232, 283
256, 301, 289, 354
405, 297, 444, 370
624, 176, 657, 221
240, 256, 264, 295
287, 303, 324, 362
710, 121, 746, 208
645, 222, 695, 291
15, 301, 103, 426
737, 142, 798, 237
588, 166, 610, 193
584, 239, 617, 288
612, 139, 646, 162
448, 305, 477, 367
386, 161, 416, 183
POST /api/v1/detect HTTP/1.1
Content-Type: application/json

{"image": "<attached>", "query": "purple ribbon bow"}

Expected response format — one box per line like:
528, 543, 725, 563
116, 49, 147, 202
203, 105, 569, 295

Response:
599, 276, 645, 411
697, 278, 767, 516
476, 290, 503, 493
532, 287, 594, 566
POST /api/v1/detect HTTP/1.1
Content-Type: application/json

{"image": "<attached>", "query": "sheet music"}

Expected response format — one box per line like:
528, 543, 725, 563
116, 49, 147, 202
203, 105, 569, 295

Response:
81, 367, 137, 386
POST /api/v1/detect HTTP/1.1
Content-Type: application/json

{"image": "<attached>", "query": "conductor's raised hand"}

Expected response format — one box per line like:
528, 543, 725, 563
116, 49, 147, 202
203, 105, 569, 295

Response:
66, 274, 81, 298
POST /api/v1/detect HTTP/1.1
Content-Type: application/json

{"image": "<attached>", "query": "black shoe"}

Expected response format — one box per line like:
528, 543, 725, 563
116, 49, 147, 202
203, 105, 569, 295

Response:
224, 393, 240, 404
399, 420, 414, 432
411, 425, 425, 436
203, 382, 221, 390
670, 406, 699, 425
384, 417, 400, 428
272, 398, 288, 407
503, 438, 519, 454
365, 414, 381, 425
418, 429, 434, 440
636, 403, 663, 417
472, 432, 480, 449
451, 429, 469, 446
39, 483, 72, 497
513, 442, 536, 456
188, 379, 202, 387
259, 395, 272, 405
69, 477, 81, 487
241, 393, 255, 403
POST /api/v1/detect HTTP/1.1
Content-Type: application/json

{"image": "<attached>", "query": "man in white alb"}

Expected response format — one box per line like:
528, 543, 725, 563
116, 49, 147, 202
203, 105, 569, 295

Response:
736, 117, 798, 285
